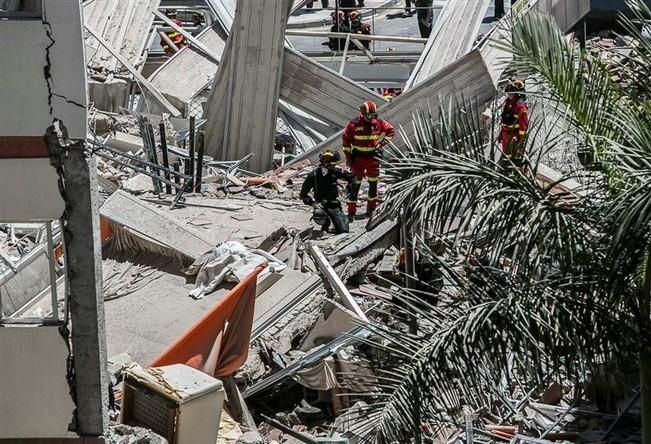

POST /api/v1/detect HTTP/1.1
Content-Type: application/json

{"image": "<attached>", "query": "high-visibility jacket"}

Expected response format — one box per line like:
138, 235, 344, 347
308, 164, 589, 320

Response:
500, 96, 528, 157
342, 116, 395, 161
501, 96, 529, 138
161, 19, 188, 51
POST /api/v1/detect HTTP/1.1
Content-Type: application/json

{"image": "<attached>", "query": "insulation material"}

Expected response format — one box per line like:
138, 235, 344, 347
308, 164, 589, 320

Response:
184, 241, 286, 299
294, 355, 339, 391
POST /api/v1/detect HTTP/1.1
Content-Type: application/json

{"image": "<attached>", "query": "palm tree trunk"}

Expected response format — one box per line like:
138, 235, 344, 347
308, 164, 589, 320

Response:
641, 248, 651, 444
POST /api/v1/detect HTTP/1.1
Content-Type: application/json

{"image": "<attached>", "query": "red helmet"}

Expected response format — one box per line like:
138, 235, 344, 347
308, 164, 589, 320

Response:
349, 10, 361, 21
359, 100, 378, 119
331, 10, 345, 20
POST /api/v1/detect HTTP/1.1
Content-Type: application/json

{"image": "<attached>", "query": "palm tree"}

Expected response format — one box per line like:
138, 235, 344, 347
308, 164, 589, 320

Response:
352, 2, 651, 442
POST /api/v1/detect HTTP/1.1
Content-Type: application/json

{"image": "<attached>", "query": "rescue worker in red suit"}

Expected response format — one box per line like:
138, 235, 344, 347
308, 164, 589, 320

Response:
160, 9, 188, 56
343, 101, 395, 221
500, 79, 528, 165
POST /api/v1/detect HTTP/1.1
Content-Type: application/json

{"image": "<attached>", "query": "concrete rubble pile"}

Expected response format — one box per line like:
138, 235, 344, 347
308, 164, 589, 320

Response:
5, 0, 640, 442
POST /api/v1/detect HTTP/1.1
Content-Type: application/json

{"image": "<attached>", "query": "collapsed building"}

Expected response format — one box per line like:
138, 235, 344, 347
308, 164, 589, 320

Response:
0, 0, 645, 443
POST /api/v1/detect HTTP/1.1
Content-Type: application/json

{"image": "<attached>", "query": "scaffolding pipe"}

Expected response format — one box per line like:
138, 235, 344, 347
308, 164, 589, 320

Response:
46, 221, 59, 322
286, 30, 428, 43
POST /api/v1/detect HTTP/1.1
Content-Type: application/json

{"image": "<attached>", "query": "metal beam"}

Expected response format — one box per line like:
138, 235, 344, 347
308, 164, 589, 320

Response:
307, 244, 368, 322
286, 29, 429, 43
152, 9, 222, 64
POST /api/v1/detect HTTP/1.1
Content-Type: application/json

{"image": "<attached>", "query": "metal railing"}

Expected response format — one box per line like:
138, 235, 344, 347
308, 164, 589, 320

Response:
291, 4, 442, 52
0, 220, 66, 325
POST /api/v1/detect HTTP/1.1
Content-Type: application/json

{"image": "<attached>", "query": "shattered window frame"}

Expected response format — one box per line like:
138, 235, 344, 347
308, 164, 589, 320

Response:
0, 0, 42, 19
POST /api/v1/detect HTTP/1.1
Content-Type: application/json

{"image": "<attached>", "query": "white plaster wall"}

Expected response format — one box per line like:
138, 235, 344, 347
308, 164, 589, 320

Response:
0, 0, 87, 139
0, 158, 65, 221
0, 326, 78, 439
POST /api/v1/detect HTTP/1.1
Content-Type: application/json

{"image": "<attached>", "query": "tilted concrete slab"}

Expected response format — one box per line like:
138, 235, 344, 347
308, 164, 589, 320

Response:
281, 48, 386, 127
289, 0, 591, 165
406, 0, 491, 89
100, 190, 214, 261
203, 0, 293, 172
84, 0, 160, 72
290, 49, 497, 164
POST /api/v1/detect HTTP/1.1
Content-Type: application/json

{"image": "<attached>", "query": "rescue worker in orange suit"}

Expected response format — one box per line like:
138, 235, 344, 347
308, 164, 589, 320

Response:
348, 10, 372, 50
343, 101, 395, 221
300, 150, 352, 234
500, 79, 529, 165
160, 9, 188, 56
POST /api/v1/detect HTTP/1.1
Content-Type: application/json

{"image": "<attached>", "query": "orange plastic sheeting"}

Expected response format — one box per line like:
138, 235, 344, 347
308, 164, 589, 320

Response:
100, 216, 113, 242
150, 264, 266, 377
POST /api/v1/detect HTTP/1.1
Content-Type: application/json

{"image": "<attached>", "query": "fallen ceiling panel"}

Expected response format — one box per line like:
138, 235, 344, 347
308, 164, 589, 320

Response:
146, 23, 226, 113
202, 0, 293, 172
406, 0, 491, 89
84, 0, 160, 72
290, 49, 497, 164
207, 0, 236, 33
281, 48, 386, 127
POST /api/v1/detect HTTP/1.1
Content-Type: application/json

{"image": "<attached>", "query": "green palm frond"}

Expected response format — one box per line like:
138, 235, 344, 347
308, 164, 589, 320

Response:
381, 101, 595, 279
496, 11, 624, 163
354, 252, 634, 443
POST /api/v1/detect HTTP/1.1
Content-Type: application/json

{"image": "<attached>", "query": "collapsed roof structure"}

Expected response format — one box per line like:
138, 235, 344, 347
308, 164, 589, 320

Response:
3, 0, 646, 442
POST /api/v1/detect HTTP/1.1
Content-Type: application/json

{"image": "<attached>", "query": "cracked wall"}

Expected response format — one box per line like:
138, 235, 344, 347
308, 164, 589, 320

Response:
0, 0, 87, 222
0, 0, 86, 139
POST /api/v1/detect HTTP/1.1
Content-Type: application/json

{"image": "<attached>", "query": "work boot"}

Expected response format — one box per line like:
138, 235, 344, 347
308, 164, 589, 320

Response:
365, 207, 375, 218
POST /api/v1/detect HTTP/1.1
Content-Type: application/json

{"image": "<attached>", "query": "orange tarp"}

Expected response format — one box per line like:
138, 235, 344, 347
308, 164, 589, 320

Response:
150, 264, 265, 377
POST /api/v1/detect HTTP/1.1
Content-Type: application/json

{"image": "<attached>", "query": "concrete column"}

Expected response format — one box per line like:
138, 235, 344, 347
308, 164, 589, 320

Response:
46, 128, 108, 436
202, 0, 293, 173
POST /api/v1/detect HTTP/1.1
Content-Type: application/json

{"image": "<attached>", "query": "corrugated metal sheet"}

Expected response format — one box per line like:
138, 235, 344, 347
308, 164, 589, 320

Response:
406, 0, 491, 89
290, 49, 496, 164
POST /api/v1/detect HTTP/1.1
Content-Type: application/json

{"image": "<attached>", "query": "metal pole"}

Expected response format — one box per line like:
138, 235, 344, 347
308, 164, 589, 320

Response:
173, 162, 181, 193
195, 131, 205, 193
188, 116, 196, 191
146, 122, 162, 194
338, 33, 351, 75
285, 29, 429, 43
159, 122, 172, 194
46, 221, 59, 322
372, 7, 376, 52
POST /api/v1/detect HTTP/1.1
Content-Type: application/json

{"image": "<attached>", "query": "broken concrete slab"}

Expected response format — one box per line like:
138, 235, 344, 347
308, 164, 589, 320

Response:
406, 0, 491, 89
299, 300, 357, 352
100, 190, 214, 261
203, 0, 293, 172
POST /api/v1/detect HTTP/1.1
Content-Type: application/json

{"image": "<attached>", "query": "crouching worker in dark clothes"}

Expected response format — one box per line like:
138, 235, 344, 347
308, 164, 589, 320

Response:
300, 150, 352, 234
